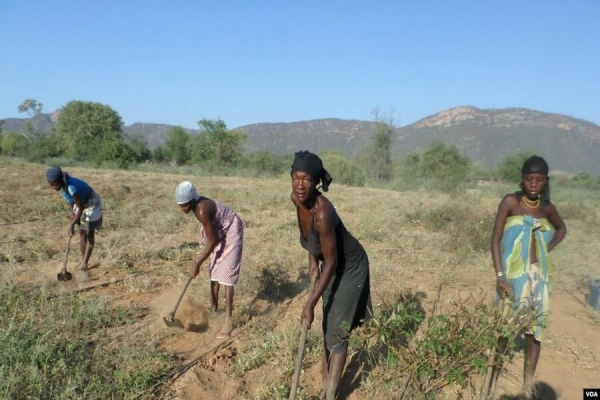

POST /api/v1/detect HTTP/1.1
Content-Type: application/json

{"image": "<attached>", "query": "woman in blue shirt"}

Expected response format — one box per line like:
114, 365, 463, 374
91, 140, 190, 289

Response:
46, 167, 103, 270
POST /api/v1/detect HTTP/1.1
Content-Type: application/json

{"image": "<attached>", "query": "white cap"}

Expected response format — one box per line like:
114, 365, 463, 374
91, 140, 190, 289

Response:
175, 181, 197, 204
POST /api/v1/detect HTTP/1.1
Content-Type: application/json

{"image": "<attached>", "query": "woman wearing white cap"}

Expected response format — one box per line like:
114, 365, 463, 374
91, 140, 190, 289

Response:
175, 181, 244, 338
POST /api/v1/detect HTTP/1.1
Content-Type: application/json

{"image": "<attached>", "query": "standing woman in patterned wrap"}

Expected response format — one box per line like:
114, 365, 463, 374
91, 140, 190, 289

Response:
290, 151, 372, 399
175, 181, 244, 338
46, 167, 103, 270
490, 155, 566, 399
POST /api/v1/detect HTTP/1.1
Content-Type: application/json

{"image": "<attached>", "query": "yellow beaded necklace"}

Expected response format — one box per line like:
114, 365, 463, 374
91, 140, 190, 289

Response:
522, 196, 540, 208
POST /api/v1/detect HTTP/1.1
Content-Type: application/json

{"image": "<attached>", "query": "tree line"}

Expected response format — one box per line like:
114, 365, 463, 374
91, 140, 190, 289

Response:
1, 99, 599, 189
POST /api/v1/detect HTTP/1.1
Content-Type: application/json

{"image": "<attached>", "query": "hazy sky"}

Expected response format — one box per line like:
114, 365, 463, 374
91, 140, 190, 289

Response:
1, 1, 598, 129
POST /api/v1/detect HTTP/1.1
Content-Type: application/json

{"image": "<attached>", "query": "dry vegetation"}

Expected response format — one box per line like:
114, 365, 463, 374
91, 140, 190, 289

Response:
1, 161, 599, 400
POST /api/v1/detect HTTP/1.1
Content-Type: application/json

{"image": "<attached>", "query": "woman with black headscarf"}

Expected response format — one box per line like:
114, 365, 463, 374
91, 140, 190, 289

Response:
290, 151, 372, 399
490, 155, 566, 399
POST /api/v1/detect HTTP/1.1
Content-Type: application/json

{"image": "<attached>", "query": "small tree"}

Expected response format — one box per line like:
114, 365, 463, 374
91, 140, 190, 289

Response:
152, 146, 167, 163
419, 142, 470, 182
197, 118, 246, 167
125, 133, 152, 162
96, 140, 137, 168
395, 152, 420, 176
0, 131, 29, 156
163, 126, 190, 165
18, 99, 43, 115
188, 133, 211, 164
18, 99, 44, 139
54, 100, 124, 159
321, 151, 366, 187
569, 172, 600, 188
246, 151, 290, 176
497, 150, 537, 183
24, 133, 61, 163
357, 108, 395, 181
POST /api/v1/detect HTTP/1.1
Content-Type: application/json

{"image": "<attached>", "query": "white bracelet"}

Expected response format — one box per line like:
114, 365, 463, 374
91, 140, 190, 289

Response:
496, 271, 505, 278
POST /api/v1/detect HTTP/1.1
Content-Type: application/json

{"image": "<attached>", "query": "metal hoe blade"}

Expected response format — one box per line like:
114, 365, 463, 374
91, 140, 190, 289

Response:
162, 275, 193, 329
162, 313, 184, 329
57, 236, 73, 282
57, 271, 73, 281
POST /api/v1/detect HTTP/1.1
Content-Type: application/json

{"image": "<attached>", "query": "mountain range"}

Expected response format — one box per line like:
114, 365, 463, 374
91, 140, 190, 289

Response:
3, 106, 599, 175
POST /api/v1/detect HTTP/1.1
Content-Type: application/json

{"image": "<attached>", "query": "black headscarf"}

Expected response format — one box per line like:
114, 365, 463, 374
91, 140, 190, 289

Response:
521, 155, 551, 204
46, 166, 69, 187
291, 150, 333, 192
46, 166, 63, 183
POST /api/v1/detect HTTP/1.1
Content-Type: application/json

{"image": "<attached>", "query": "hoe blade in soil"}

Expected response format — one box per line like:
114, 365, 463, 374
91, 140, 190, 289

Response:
162, 314, 184, 329
162, 276, 192, 329
57, 270, 73, 281
57, 236, 73, 282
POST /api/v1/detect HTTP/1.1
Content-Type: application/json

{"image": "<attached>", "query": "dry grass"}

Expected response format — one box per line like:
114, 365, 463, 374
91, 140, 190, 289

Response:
1, 161, 599, 399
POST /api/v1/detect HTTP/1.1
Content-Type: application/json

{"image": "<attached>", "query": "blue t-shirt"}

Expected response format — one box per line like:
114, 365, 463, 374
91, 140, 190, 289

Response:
60, 176, 93, 205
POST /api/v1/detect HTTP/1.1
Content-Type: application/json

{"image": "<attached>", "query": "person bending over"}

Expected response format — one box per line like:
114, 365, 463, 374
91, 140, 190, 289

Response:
46, 166, 103, 270
290, 151, 372, 399
175, 181, 244, 338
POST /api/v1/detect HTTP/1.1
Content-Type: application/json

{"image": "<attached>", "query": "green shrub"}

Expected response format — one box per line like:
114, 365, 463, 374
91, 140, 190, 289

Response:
497, 150, 536, 183
24, 134, 61, 163
96, 140, 138, 168
419, 142, 470, 184
246, 151, 290, 176
321, 151, 366, 187
125, 134, 152, 162
567, 172, 600, 189
1, 131, 29, 156
392, 144, 471, 192
354, 291, 531, 397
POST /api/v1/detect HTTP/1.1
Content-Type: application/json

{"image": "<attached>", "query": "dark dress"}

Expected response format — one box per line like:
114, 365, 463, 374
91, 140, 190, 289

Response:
297, 204, 372, 353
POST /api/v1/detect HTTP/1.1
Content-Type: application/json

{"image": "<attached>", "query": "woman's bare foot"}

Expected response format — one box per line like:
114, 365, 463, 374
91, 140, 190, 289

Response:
216, 318, 233, 339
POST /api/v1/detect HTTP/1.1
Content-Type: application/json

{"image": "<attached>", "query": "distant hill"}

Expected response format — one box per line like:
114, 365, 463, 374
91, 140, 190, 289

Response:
395, 106, 600, 175
229, 108, 600, 175
124, 123, 196, 146
3, 106, 599, 175
2, 112, 56, 134
236, 118, 378, 156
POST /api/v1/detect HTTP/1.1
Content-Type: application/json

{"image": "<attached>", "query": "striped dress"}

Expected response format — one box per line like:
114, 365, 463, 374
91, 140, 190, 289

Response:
501, 215, 554, 341
200, 200, 244, 286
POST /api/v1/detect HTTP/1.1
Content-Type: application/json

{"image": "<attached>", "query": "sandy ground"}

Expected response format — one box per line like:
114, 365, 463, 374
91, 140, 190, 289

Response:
2, 165, 598, 400
22, 261, 598, 400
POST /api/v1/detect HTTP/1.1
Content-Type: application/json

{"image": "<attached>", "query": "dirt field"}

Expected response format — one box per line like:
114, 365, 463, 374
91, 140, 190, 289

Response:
1, 163, 598, 399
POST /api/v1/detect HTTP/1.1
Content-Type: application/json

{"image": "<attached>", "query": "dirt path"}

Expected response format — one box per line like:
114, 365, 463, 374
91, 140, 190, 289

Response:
492, 281, 600, 400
